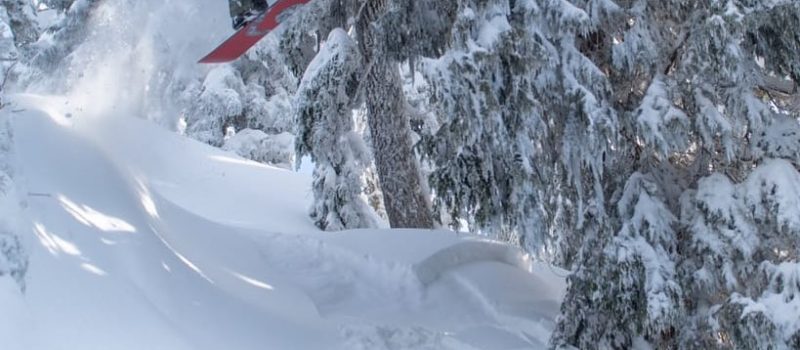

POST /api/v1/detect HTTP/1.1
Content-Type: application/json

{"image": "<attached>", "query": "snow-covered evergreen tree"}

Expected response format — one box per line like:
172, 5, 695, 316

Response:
180, 21, 302, 168
356, 0, 799, 347
184, 64, 248, 146
0, 105, 26, 293
0, 0, 37, 46
1, 4, 18, 95
295, 28, 379, 230
420, 0, 549, 247
0, 190, 25, 293
352, 0, 456, 229
419, 0, 617, 262
679, 159, 800, 348
357, 55, 436, 228
548, 1, 800, 349
552, 172, 683, 349
0, 0, 29, 294
182, 69, 297, 168
21, 0, 100, 85
280, 0, 454, 228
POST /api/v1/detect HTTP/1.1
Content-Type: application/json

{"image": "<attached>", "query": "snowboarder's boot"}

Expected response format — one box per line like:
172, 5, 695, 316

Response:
253, 0, 269, 12
230, 0, 270, 30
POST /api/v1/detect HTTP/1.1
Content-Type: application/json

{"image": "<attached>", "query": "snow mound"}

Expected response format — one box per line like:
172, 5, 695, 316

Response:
1, 95, 564, 349
415, 239, 533, 285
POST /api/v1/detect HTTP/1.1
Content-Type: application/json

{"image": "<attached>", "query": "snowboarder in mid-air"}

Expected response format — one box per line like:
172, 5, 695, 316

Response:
228, 0, 269, 30
202, 0, 311, 63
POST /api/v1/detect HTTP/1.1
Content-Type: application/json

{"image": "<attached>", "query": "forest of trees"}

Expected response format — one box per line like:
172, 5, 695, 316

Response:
2, 0, 800, 348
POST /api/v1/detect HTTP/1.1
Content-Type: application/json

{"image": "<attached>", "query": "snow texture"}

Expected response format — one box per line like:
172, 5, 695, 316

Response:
223, 129, 294, 169
0, 93, 564, 349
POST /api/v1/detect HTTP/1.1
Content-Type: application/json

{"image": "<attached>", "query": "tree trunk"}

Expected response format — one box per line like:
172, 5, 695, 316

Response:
356, 0, 434, 229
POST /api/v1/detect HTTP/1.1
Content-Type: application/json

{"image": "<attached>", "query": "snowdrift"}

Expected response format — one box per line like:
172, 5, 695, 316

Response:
1, 94, 564, 349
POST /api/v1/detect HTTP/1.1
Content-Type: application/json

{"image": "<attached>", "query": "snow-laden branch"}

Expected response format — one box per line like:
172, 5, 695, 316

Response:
759, 73, 797, 95
1, 61, 18, 102
757, 72, 800, 113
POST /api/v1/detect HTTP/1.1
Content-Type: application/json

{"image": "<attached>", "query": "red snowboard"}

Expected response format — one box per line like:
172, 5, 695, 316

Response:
199, 0, 312, 64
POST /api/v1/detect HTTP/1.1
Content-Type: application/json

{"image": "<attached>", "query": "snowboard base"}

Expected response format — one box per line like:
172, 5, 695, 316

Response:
199, 0, 311, 64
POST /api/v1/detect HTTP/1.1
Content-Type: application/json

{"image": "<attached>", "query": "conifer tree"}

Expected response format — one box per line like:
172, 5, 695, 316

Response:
545, 1, 800, 348
352, 0, 460, 228
295, 28, 380, 230
396, 0, 799, 347
288, 0, 459, 229
25, 0, 101, 83
0, 4, 18, 74
0, 0, 37, 46
420, 0, 617, 262
0, 0, 30, 294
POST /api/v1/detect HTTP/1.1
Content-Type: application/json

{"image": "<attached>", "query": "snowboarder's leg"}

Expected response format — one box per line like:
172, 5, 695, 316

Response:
253, 0, 268, 11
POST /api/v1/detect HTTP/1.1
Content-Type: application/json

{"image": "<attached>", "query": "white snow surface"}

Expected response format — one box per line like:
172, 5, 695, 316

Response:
1, 94, 564, 349
0, 0, 564, 347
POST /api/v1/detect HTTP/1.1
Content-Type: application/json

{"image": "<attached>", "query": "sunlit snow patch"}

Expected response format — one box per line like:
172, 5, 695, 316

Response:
80, 263, 108, 276
59, 194, 137, 233
150, 225, 215, 285
230, 271, 275, 291
209, 154, 271, 169
33, 222, 82, 257
135, 178, 160, 219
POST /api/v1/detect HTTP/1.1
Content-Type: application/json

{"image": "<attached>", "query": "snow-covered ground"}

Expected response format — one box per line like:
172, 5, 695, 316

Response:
0, 94, 565, 349
0, 0, 567, 348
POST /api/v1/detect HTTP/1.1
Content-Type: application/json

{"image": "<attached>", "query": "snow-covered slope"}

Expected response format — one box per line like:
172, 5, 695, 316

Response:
1, 94, 565, 349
